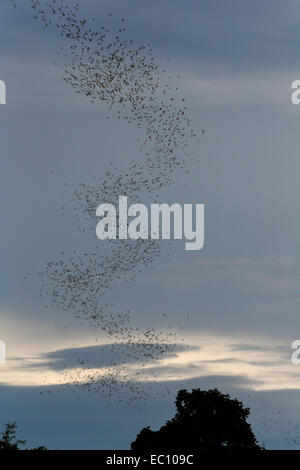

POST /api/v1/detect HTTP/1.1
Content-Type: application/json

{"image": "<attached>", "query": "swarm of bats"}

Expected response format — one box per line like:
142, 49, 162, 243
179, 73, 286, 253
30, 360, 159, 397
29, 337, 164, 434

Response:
12, 0, 198, 408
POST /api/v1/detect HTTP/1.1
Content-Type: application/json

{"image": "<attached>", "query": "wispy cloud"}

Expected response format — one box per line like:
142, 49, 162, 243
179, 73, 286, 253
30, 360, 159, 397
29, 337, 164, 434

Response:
180, 71, 296, 108
157, 256, 300, 295
2, 329, 298, 392
139, 332, 296, 391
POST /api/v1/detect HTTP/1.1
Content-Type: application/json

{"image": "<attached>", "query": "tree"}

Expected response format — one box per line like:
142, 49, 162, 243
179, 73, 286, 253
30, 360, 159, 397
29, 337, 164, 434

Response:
0, 422, 26, 450
0, 422, 46, 451
131, 388, 262, 451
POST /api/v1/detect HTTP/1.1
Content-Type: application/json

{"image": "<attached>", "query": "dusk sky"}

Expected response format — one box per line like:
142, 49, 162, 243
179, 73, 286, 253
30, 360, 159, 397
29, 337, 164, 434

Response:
1, 0, 300, 449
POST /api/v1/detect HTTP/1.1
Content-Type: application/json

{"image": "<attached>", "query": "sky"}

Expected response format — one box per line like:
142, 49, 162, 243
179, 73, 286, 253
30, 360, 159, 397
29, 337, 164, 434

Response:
1, 0, 300, 449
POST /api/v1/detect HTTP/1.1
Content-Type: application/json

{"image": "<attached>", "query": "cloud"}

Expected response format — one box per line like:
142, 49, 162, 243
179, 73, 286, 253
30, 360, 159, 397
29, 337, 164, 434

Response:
230, 343, 288, 353
156, 256, 300, 295
20, 343, 191, 371
179, 71, 296, 108
1, 326, 297, 393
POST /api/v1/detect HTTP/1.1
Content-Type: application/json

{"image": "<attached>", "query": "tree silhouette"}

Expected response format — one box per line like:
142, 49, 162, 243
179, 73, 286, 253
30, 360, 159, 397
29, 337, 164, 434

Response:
131, 388, 262, 451
0, 422, 26, 450
0, 422, 46, 451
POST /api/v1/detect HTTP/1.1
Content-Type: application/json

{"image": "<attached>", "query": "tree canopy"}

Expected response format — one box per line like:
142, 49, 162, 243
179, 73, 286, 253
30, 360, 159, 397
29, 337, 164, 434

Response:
0, 422, 46, 451
131, 388, 262, 451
